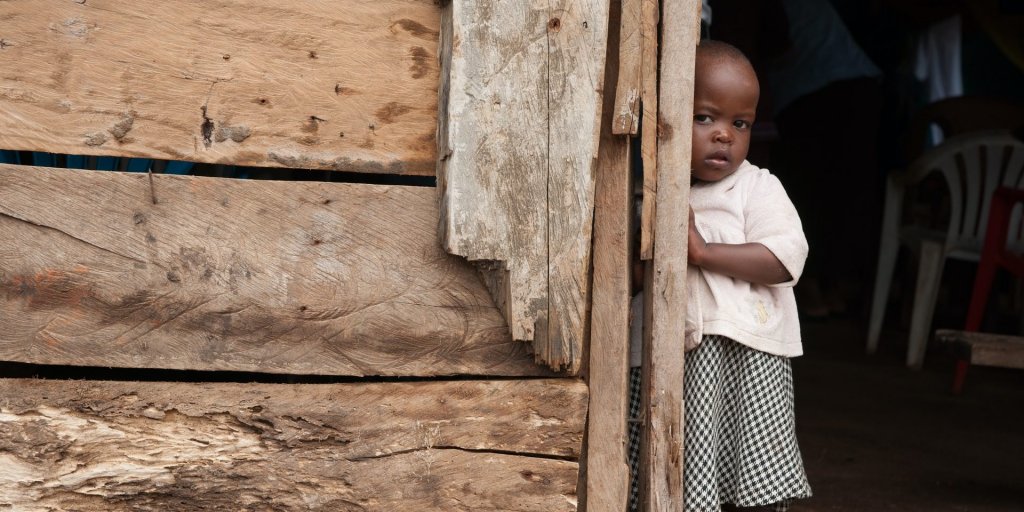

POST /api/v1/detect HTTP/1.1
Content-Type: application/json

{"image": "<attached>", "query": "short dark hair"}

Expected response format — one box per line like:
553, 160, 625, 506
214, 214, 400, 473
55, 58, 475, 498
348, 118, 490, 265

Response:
696, 40, 752, 68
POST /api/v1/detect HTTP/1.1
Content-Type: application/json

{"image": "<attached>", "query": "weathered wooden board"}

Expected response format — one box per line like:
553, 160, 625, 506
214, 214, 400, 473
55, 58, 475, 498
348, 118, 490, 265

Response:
0, 0, 439, 175
0, 378, 586, 511
0, 164, 550, 377
639, 0, 660, 260
437, 0, 610, 374
612, 0, 642, 135
640, 0, 699, 509
583, 0, 633, 506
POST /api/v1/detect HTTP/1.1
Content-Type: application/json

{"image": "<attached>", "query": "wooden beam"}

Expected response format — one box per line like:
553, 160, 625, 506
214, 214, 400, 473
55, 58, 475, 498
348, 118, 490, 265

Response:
437, 0, 610, 374
611, 0, 642, 135
0, 164, 551, 377
0, 378, 586, 510
640, 0, 699, 509
0, 0, 439, 175
638, 0, 660, 260
583, 0, 632, 508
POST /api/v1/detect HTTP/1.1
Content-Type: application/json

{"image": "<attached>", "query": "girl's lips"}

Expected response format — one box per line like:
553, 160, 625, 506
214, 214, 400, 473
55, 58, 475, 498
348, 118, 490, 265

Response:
704, 150, 731, 169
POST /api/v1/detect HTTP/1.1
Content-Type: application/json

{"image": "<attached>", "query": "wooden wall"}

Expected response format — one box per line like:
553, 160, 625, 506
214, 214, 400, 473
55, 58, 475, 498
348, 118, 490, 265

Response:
0, 1, 600, 509
437, 0, 610, 373
0, 378, 586, 510
0, 0, 439, 175
0, 165, 548, 377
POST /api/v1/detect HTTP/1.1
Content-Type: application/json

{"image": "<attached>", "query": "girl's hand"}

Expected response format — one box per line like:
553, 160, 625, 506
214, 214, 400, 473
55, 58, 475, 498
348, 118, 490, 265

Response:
685, 207, 793, 285
688, 207, 706, 266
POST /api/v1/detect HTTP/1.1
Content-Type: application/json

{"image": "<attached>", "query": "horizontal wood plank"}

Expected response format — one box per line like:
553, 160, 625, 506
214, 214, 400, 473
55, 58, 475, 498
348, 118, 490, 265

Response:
0, 164, 550, 376
0, 378, 585, 511
0, 0, 439, 175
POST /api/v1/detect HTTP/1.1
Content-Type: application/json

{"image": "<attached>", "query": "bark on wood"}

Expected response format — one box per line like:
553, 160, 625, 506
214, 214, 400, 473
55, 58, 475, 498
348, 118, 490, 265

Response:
583, 0, 633, 507
639, 0, 661, 260
640, 0, 700, 509
0, 378, 586, 511
0, 164, 550, 377
0, 0, 439, 175
437, 0, 610, 374
611, 0, 642, 135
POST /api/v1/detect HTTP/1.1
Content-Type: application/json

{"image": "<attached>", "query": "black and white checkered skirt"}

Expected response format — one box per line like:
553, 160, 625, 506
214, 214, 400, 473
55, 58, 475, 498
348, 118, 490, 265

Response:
627, 335, 812, 511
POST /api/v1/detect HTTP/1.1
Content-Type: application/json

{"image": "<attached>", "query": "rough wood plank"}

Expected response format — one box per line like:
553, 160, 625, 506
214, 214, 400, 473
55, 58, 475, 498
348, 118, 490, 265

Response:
638, 0, 661, 260
437, 0, 609, 373
640, 0, 700, 509
0, 164, 550, 377
611, 0, 642, 135
0, 0, 439, 175
546, 0, 611, 374
0, 378, 585, 511
437, 0, 549, 360
583, 0, 632, 509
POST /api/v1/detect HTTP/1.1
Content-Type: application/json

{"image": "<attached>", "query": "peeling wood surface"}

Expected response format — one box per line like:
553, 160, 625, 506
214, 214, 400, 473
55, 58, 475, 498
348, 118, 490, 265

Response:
0, 0, 439, 175
640, 0, 700, 509
639, 0, 660, 260
0, 378, 585, 511
612, 0, 642, 135
0, 164, 550, 377
437, 0, 610, 374
584, 0, 633, 507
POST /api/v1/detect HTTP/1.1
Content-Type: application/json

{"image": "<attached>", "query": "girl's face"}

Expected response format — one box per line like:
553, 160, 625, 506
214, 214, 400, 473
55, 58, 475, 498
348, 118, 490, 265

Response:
690, 58, 759, 182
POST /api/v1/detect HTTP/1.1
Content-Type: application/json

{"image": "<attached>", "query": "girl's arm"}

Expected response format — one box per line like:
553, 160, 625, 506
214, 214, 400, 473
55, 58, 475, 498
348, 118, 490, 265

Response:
688, 208, 793, 285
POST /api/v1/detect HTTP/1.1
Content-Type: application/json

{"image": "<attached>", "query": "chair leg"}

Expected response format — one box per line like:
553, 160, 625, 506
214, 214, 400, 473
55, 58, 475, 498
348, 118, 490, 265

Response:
952, 359, 970, 394
867, 179, 904, 354
965, 256, 998, 332
907, 239, 945, 369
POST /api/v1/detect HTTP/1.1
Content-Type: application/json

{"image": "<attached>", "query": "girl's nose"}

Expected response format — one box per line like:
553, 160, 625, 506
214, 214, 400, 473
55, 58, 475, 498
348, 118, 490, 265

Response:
713, 129, 733, 143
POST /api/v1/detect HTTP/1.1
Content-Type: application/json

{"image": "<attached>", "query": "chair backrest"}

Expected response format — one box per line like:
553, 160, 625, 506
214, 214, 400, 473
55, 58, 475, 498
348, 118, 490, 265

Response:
904, 131, 1024, 256
903, 96, 1024, 163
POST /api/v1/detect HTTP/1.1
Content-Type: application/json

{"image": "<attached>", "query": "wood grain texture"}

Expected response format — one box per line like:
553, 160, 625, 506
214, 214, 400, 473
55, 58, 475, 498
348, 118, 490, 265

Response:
0, 0, 439, 175
0, 164, 551, 377
437, 0, 548, 359
583, 0, 633, 507
611, 0, 642, 135
0, 378, 585, 511
638, 0, 661, 260
546, 0, 611, 375
640, 0, 700, 509
437, 0, 610, 373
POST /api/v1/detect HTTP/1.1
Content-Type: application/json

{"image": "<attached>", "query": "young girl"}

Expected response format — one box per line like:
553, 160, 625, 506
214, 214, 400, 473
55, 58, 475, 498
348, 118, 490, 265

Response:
684, 40, 812, 511
628, 40, 812, 511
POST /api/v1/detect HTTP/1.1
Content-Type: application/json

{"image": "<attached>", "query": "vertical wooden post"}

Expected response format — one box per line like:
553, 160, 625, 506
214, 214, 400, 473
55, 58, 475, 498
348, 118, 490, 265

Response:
638, 0, 660, 260
640, 0, 700, 509
583, 0, 633, 508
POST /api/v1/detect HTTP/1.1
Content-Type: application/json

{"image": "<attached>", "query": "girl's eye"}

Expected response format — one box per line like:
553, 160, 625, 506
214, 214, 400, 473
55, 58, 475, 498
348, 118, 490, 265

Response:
694, 114, 712, 124
733, 120, 751, 130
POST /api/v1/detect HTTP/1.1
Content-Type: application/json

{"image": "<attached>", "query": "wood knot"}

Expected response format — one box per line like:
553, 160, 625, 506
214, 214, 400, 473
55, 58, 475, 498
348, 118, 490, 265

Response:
548, 17, 561, 31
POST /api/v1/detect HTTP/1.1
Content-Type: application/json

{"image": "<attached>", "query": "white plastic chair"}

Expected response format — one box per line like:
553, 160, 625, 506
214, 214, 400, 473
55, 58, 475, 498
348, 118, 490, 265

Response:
866, 130, 1024, 367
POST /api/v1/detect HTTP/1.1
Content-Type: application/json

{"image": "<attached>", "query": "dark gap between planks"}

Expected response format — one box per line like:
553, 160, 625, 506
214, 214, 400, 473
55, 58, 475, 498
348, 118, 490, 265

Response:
0, 362, 559, 384
0, 150, 436, 187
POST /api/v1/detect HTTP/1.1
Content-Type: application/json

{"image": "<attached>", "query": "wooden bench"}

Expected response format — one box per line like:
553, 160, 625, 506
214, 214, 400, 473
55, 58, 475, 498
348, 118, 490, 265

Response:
935, 329, 1024, 392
